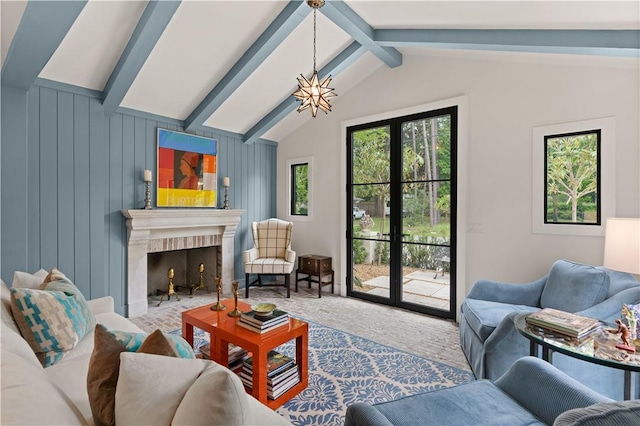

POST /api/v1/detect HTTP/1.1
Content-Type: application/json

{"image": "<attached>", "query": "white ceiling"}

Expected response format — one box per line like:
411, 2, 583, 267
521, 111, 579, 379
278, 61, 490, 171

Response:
1, 0, 639, 143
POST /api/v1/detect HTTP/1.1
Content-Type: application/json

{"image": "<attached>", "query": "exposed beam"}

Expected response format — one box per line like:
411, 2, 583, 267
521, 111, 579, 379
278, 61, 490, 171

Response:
102, 0, 181, 116
375, 29, 640, 57
184, 1, 311, 132
1, 1, 87, 90
320, 0, 402, 68
243, 41, 366, 145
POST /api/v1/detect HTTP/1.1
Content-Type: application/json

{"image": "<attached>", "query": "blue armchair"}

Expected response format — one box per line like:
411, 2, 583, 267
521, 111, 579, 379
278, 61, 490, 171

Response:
344, 357, 613, 426
460, 259, 640, 400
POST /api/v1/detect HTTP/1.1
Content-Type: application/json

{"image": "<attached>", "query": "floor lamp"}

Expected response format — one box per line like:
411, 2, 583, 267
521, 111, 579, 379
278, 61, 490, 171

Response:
603, 218, 640, 278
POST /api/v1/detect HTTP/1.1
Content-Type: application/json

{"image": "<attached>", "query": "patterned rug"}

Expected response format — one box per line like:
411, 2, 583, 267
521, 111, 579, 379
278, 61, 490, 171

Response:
172, 320, 474, 426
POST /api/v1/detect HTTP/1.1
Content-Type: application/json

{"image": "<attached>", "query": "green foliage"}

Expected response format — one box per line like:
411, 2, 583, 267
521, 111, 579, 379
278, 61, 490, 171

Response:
352, 230, 367, 265
546, 132, 598, 222
292, 163, 309, 214
374, 241, 390, 264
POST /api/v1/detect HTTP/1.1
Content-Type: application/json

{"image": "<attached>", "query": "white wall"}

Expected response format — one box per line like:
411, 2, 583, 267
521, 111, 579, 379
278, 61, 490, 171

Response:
277, 51, 640, 315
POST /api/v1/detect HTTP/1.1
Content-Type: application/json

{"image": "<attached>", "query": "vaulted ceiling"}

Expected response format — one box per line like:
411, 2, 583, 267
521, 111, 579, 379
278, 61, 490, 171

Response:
2, 1, 638, 143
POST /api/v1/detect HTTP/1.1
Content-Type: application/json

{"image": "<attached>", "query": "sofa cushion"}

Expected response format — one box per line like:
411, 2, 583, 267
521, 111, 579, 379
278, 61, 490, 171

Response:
10, 269, 96, 367
541, 260, 610, 313
553, 401, 640, 426
0, 350, 88, 425
115, 352, 249, 426
372, 379, 545, 425
87, 325, 195, 426
463, 299, 540, 342
1, 279, 20, 334
12, 269, 48, 289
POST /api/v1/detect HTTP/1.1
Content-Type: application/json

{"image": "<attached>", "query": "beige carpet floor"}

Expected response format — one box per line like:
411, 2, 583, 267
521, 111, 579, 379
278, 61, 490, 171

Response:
130, 285, 471, 372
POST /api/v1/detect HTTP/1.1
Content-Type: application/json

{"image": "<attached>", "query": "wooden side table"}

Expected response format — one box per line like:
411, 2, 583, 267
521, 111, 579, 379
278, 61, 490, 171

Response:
295, 254, 334, 298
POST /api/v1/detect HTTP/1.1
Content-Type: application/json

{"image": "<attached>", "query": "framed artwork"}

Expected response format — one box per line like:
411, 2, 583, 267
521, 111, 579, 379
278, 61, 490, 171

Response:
157, 128, 217, 208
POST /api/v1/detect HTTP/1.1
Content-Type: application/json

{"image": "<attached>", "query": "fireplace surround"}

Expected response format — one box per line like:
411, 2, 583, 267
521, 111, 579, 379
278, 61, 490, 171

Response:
121, 209, 244, 317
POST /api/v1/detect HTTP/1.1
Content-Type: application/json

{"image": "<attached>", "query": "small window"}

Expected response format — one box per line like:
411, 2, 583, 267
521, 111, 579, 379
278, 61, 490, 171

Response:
544, 129, 601, 225
532, 117, 614, 236
290, 163, 309, 216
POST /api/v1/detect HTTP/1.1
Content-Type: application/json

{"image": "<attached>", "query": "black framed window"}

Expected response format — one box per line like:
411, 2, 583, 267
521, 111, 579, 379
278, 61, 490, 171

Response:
290, 162, 309, 216
544, 129, 601, 225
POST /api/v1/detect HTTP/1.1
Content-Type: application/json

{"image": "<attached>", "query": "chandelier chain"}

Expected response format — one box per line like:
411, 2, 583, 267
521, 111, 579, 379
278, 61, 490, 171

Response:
313, 8, 317, 71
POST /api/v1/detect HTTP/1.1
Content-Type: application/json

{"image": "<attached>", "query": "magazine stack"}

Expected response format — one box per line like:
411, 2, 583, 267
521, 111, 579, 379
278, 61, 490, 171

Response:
237, 309, 290, 334
239, 350, 300, 400
525, 308, 601, 340
198, 343, 248, 369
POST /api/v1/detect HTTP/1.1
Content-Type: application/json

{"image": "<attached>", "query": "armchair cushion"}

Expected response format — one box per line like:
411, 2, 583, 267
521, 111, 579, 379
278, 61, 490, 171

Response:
344, 358, 612, 426
540, 260, 610, 313
463, 299, 539, 342
252, 219, 293, 260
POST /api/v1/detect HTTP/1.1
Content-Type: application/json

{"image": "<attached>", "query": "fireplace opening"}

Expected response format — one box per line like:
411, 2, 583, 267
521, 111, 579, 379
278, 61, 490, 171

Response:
147, 246, 219, 297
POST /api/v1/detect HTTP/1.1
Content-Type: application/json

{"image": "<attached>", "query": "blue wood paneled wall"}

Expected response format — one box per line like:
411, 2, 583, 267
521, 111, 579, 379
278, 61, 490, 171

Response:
1, 82, 276, 315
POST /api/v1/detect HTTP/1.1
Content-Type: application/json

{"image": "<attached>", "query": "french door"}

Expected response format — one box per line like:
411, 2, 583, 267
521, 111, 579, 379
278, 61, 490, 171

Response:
347, 106, 457, 318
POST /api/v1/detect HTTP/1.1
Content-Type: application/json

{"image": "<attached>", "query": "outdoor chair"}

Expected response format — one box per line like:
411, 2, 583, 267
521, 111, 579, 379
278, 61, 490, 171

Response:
433, 242, 450, 279
243, 218, 296, 298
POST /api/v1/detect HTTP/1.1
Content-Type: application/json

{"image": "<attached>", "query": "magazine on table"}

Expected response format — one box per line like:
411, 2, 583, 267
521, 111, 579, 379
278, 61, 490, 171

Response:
243, 350, 295, 377
525, 308, 600, 339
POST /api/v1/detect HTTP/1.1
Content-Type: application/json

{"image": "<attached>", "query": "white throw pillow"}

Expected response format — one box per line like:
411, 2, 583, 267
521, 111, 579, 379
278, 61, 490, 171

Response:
12, 269, 48, 289
114, 352, 251, 426
172, 360, 250, 425
114, 352, 208, 425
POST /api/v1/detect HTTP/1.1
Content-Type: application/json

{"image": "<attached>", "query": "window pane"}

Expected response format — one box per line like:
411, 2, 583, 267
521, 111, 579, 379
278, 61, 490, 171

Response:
291, 163, 308, 216
545, 130, 600, 224
352, 126, 391, 184
401, 115, 452, 181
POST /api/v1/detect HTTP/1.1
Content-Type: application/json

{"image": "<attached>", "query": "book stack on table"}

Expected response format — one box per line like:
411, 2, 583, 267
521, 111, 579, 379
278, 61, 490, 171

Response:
237, 309, 290, 334
199, 343, 248, 369
239, 350, 300, 400
525, 308, 601, 340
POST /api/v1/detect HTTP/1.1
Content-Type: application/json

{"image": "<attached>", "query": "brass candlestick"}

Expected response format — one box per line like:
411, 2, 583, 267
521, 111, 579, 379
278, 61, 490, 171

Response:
228, 281, 242, 317
192, 263, 210, 295
210, 277, 226, 311
157, 268, 180, 306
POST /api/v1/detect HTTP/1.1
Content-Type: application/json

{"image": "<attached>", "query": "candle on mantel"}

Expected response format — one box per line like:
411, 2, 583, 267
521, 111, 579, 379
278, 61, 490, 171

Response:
143, 169, 152, 182
223, 176, 230, 187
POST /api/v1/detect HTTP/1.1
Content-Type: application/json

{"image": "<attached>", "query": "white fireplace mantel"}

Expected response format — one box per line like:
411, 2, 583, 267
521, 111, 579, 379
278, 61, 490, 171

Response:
121, 209, 244, 317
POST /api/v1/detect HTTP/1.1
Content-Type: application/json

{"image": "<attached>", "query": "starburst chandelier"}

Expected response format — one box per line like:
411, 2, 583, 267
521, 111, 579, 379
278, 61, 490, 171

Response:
292, 0, 337, 117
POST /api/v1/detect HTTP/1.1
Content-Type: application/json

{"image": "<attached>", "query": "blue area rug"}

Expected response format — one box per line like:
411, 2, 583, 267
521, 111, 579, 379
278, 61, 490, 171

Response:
173, 320, 473, 426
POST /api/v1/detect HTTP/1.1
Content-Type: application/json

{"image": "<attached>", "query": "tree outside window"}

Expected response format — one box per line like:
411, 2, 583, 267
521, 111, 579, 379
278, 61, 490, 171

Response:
291, 163, 309, 216
544, 129, 600, 225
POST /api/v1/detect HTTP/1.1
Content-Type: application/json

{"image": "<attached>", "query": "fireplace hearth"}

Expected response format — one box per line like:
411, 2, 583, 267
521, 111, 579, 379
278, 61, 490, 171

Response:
121, 209, 244, 317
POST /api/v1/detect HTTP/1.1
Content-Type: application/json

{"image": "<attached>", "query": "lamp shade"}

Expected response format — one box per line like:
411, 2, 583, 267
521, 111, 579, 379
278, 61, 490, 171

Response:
603, 218, 640, 275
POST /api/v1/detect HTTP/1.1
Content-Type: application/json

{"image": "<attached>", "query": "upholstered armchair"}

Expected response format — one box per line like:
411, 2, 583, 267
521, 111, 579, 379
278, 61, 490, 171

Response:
345, 357, 613, 426
460, 259, 640, 400
243, 218, 296, 298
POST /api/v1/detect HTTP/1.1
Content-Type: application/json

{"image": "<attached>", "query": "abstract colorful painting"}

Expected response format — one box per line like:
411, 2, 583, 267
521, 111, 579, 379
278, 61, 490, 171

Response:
156, 128, 217, 207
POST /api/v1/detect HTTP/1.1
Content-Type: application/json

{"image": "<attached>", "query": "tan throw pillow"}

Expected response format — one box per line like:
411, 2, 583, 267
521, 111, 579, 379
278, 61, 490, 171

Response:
115, 353, 208, 425
172, 361, 249, 425
87, 325, 194, 426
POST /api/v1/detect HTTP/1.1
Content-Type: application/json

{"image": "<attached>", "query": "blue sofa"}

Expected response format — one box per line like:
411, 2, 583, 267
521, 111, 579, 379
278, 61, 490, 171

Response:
344, 357, 616, 426
460, 259, 640, 400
